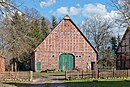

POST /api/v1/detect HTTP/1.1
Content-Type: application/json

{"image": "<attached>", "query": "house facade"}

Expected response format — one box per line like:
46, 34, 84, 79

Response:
0, 55, 5, 72
32, 15, 98, 72
115, 26, 130, 70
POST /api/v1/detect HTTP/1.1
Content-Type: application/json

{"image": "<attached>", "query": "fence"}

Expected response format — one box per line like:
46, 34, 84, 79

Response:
65, 70, 97, 80
0, 71, 33, 81
99, 70, 130, 79
65, 70, 130, 80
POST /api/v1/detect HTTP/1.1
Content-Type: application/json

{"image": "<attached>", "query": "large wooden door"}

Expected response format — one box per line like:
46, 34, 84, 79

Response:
59, 54, 75, 71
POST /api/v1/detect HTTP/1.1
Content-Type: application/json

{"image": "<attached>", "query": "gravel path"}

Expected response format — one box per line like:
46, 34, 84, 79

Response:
26, 74, 67, 87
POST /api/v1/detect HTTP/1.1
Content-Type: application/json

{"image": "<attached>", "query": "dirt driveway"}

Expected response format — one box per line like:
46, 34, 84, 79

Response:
33, 74, 65, 83
5, 73, 67, 87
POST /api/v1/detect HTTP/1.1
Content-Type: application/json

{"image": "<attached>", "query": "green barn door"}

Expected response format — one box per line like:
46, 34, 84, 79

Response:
59, 54, 75, 71
37, 62, 41, 71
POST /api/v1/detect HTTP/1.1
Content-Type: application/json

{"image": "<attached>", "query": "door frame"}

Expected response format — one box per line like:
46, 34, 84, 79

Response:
58, 53, 75, 71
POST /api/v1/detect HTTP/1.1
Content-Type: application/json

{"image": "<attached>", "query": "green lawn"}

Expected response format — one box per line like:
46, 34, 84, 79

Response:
0, 84, 16, 87
65, 78, 130, 87
2, 78, 130, 87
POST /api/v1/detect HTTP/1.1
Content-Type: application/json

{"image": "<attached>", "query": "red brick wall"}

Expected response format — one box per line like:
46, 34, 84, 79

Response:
116, 27, 130, 70
34, 16, 97, 72
0, 56, 5, 72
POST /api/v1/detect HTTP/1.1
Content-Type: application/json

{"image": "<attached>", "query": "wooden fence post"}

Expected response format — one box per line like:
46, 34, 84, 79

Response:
92, 70, 95, 78
77, 71, 79, 79
65, 71, 68, 80
95, 62, 98, 79
30, 71, 33, 81
82, 70, 83, 79
127, 70, 128, 78
9, 71, 11, 80
95, 69, 99, 79
65, 71, 66, 79
113, 69, 114, 78
128, 69, 130, 77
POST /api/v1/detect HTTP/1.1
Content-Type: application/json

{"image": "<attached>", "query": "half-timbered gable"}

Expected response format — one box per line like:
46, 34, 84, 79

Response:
32, 15, 98, 72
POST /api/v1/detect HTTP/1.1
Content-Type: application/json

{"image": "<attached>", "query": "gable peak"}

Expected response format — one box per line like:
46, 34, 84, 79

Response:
64, 15, 70, 20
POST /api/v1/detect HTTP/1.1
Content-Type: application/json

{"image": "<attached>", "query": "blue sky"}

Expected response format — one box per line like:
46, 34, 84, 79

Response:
21, 0, 118, 24
19, 0, 125, 36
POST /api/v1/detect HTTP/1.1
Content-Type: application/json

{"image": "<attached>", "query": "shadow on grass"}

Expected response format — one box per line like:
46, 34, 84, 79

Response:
52, 78, 65, 80
50, 74, 65, 76
3, 80, 130, 87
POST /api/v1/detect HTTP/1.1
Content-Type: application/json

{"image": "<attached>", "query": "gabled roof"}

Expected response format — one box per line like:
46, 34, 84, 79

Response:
35, 15, 98, 55
62, 15, 98, 54
115, 26, 130, 53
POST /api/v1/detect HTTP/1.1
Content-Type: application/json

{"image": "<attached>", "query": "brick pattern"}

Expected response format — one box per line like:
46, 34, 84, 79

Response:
0, 56, 5, 72
34, 16, 97, 72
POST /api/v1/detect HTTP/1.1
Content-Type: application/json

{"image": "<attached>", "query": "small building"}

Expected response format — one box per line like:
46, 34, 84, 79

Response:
115, 26, 130, 70
32, 15, 98, 72
0, 55, 5, 72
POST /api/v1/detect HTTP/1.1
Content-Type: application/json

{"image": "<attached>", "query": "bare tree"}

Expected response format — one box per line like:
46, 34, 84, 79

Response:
0, 8, 50, 71
112, 0, 130, 26
1, 11, 33, 71
0, 0, 50, 71
80, 16, 113, 57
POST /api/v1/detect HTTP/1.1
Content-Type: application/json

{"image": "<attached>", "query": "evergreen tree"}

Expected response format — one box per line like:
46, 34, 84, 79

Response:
110, 36, 117, 51
117, 33, 120, 45
40, 17, 48, 40
32, 19, 40, 39
51, 16, 57, 31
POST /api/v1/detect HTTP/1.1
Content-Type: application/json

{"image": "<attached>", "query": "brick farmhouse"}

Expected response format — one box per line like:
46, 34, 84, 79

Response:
31, 15, 98, 72
115, 26, 130, 70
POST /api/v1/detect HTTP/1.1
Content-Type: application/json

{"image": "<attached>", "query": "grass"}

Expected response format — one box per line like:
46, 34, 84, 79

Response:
0, 83, 16, 87
3, 78, 130, 87
64, 78, 130, 87
0, 80, 32, 87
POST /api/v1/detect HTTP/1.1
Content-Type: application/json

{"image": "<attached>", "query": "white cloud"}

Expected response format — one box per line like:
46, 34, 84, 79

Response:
40, 0, 56, 7
105, 10, 120, 19
56, 7, 69, 15
54, 3, 125, 38
55, 3, 121, 23
55, 3, 113, 17
82, 3, 107, 17
55, 6, 80, 16
70, 7, 80, 15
